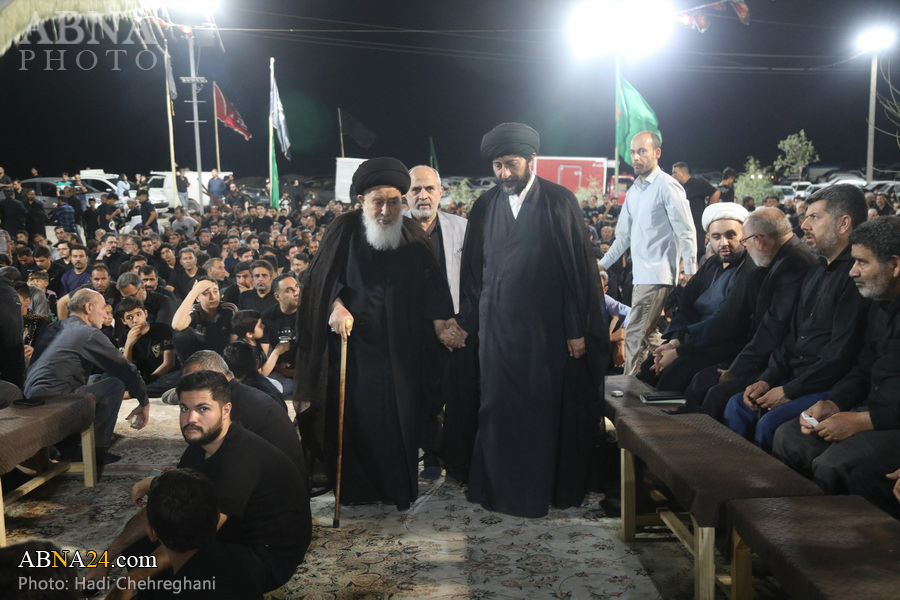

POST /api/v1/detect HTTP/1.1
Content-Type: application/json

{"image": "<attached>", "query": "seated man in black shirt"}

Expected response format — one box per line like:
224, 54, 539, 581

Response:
170, 247, 207, 300
776, 216, 900, 494
118, 296, 180, 396
238, 259, 277, 312
86, 371, 311, 595
263, 273, 300, 395
144, 469, 266, 599
220, 260, 253, 305
171, 277, 238, 364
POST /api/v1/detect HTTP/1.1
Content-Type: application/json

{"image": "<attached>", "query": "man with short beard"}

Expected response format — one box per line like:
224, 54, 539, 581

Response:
84, 370, 310, 595
295, 157, 454, 511
774, 216, 900, 496
678, 207, 817, 416
599, 132, 698, 375
720, 184, 870, 451
637, 203, 761, 392
456, 123, 608, 518
405, 165, 468, 479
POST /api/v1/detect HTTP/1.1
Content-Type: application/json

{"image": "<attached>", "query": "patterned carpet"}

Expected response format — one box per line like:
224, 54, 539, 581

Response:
2, 399, 736, 599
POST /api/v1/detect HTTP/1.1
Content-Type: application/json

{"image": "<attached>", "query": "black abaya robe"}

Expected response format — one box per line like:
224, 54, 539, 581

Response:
295, 212, 453, 510
459, 177, 609, 518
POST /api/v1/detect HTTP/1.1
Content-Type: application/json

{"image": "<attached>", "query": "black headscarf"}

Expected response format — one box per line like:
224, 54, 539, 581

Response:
480, 122, 540, 161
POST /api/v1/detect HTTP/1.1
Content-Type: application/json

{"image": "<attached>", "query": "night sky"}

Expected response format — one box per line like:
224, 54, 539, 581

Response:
1, 0, 898, 183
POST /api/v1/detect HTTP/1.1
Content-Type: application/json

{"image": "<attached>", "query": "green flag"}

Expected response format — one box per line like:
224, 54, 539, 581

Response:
271, 136, 280, 208
615, 77, 661, 166
429, 136, 440, 173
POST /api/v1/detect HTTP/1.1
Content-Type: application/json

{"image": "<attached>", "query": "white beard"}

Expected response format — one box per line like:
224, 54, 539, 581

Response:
362, 210, 404, 251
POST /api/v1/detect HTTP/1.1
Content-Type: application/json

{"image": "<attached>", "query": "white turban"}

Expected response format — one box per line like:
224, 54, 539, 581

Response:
702, 203, 749, 232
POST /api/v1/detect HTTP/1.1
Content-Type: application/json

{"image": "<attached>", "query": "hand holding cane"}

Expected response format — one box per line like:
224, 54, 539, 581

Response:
334, 317, 353, 528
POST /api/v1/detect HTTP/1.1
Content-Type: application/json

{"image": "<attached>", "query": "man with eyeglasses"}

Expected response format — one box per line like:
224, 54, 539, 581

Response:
676, 206, 817, 416
637, 203, 761, 393
719, 185, 871, 452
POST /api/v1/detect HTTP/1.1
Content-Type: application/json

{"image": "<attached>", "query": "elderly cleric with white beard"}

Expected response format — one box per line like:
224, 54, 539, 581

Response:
293, 157, 456, 511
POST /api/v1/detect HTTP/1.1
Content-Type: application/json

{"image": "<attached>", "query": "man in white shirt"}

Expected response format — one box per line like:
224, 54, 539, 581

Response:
599, 131, 697, 375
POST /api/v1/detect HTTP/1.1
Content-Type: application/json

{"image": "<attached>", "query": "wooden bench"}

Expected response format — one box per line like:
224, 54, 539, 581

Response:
0, 394, 97, 546
616, 410, 823, 599
603, 374, 692, 425
729, 495, 900, 600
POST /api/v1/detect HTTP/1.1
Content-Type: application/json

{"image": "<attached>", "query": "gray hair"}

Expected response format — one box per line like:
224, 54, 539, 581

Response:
69, 289, 102, 315
598, 269, 609, 286
743, 207, 792, 240
409, 165, 442, 187
181, 350, 233, 378
116, 272, 142, 292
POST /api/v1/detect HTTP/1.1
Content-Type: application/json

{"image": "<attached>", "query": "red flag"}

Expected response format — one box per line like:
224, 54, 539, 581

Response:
214, 83, 252, 141
731, 1, 750, 25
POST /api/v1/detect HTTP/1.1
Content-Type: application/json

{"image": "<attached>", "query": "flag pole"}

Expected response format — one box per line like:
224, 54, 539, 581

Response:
269, 58, 275, 207
213, 81, 221, 173
337, 108, 345, 158
164, 40, 178, 209
613, 54, 621, 202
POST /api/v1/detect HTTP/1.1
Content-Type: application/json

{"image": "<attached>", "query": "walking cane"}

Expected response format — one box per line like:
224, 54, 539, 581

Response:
334, 318, 352, 528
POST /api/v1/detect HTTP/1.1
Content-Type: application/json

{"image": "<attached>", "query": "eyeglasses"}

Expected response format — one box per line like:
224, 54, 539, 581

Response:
739, 234, 761, 246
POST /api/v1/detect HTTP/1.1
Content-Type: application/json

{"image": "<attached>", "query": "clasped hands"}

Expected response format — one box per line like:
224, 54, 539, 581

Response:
650, 339, 680, 374
435, 318, 467, 351
742, 381, 790, 410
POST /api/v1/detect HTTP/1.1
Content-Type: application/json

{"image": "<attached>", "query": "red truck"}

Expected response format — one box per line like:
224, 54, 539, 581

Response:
532, 156, 632, 203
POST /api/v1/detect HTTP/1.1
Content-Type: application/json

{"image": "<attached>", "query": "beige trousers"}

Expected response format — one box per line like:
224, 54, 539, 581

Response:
624, 284, 673, 376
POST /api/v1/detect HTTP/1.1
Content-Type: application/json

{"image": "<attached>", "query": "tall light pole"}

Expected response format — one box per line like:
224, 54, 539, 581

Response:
856, 27, 896, 181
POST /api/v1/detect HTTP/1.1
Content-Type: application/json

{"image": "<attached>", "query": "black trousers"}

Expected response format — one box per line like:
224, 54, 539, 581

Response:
848, 460, 900, 520
683, 365, 756, 422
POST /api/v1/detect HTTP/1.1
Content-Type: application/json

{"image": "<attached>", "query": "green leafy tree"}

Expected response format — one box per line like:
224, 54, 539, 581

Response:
446, 178, 479, 208
574, 176, 604, 204
773, 130, 820, 181
735, 156, 777, 206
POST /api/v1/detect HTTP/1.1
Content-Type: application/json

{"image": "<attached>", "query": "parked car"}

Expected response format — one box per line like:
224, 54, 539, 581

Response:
20, 177, 108, 212
773, 185, 797, 202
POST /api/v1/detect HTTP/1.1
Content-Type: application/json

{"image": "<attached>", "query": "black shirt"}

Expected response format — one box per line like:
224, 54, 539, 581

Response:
120, 322, 173, 381
262, 303, 297, 349
143, 541, 264, 600
681, 176, 717, 226
188, 302, 238, 353
169, 266, 207, 300
251, 216, 274, 233
718, 183, 735, 203
830, 295, 900, 430
238, 289, 277, 312
760, 246, 871, 399
228, 379, 300, 470
177, 424, 311, 579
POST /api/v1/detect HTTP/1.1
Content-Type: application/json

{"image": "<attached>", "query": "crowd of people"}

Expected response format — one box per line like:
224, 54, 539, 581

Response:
0, 122, 899, 596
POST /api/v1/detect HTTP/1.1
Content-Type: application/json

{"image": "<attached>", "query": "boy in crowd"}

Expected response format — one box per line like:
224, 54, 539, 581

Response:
118, 297, 180, 396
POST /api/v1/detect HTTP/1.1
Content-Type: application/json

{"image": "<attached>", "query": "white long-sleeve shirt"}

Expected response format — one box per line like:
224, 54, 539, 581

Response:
599, 166, 697, 285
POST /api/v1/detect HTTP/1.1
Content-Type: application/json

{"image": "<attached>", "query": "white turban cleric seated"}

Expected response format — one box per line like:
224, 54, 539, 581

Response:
702, 202, 749, 232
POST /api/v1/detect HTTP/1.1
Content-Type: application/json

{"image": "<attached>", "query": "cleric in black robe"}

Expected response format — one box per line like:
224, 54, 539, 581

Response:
294, 158, 454, 510
454, 123, 610, 518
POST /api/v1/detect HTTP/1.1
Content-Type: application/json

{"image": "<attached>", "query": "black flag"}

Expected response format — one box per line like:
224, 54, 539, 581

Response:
339, 109, 377, 149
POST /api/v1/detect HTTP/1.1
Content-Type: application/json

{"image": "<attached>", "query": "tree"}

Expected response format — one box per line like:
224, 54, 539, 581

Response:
773, 130, 820, 181
735, 156, 777, 205
574, 176, 604, 204
877, 60, 900, 151
445, 178, 479, 208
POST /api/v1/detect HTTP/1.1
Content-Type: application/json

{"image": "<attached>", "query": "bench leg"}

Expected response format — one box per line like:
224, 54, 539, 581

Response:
621, 448, 636, 542
81, 425, 97, 487
731, 530, 752, 600
693, 516, 715, 600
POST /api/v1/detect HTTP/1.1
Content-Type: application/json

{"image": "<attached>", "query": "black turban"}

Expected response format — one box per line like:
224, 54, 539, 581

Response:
480, 122, 540, 161
351, 157, 410, 197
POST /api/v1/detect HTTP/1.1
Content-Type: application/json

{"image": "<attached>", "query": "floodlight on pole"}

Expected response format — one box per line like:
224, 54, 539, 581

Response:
856, 27, 896, 181
567, 1, 674, 59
